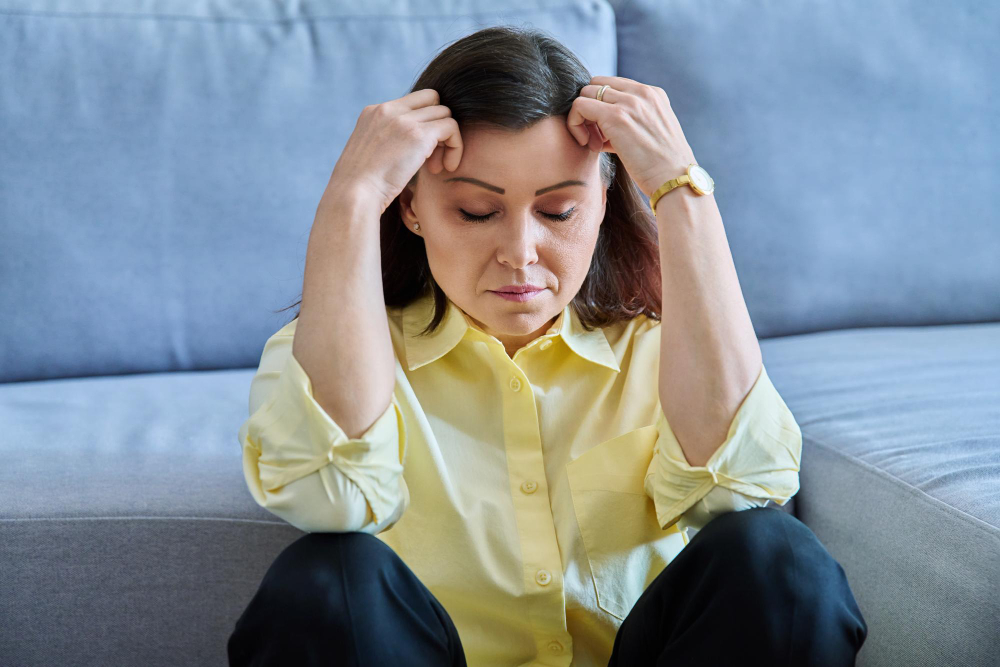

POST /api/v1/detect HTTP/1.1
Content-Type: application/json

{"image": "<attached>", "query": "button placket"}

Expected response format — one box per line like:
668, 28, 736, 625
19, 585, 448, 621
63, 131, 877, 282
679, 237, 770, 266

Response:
495, 349, 564, 654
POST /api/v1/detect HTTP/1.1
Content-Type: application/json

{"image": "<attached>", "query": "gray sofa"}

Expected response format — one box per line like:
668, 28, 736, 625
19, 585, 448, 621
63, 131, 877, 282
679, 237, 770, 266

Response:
1, 0, 997, 665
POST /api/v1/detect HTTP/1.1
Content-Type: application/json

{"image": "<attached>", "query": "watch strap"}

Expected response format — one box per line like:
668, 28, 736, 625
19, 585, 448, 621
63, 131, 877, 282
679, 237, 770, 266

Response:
649, 175, 691, 217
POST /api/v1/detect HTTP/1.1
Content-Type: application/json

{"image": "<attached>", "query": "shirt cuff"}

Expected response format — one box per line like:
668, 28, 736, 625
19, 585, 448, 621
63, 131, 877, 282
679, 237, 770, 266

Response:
244, 349, 407, 526
644, 363, 802, 531
675, 485, 772, 537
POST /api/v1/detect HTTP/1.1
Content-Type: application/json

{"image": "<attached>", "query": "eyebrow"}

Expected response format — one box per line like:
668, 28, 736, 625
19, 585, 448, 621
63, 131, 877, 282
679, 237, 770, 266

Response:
443, 177, 587, 196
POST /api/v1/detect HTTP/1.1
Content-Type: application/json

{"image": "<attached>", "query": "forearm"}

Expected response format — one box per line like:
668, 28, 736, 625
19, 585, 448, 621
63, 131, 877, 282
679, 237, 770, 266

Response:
655, 188, 763, 467
293, 184, 397, 441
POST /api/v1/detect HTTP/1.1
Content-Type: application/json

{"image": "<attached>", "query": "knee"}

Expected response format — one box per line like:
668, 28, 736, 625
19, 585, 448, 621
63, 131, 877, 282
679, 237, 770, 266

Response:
257, 531, 400, 608
703, 507, 869, 653
689, 507, 851, 600
667, 507, 867, 658
231, 532, 408, 663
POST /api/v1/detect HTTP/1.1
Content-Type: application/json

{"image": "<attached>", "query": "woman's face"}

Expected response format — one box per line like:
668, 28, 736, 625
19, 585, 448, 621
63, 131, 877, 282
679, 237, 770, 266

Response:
399, 116, 607, 356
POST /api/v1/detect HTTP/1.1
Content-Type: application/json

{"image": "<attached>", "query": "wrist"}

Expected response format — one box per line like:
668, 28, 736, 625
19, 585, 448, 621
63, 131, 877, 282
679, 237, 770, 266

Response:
320, 181, 385, 219
644, 153, 697, 194
653, 181, 712, 221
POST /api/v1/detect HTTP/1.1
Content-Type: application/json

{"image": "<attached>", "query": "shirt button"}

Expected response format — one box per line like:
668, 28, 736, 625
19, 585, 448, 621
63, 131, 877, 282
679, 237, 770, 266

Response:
535, 569, 552, 586
509, 377, 521, 392
520, 480, 537, 494
539, 339, 553, 350
547, 640, 563, 653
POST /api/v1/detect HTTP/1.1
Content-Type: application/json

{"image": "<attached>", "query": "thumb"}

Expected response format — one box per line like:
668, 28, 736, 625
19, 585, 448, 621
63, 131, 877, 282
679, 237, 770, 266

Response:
586, 122, 605, 152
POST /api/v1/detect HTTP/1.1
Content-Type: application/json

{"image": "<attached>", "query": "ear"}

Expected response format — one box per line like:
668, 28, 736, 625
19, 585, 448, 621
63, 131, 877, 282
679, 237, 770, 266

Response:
398, 184, 420, 232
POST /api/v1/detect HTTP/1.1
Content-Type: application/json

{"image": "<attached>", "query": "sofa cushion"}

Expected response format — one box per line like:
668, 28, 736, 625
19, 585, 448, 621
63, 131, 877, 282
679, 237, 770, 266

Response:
761, 321, 1000, 666
610, 0, 1000, 338
2, 323, 995, 664
0, 0, 617, 382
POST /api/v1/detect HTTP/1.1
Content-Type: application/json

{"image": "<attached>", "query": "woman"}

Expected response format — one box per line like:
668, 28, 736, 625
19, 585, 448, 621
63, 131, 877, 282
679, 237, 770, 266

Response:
228, 25, 867, 666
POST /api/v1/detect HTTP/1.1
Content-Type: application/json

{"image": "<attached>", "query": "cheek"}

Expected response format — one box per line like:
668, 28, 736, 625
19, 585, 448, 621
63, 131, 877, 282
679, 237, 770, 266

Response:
423, 235, 483, 281
549, 223, 601, 266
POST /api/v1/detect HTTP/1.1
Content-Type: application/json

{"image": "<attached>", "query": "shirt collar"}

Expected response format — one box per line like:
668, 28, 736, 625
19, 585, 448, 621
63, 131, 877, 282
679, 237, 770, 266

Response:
400, 287, 620, 374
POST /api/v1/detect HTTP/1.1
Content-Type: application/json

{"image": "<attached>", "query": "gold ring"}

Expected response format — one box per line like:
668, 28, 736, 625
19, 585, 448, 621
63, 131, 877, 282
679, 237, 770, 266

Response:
596, 84, 609, 102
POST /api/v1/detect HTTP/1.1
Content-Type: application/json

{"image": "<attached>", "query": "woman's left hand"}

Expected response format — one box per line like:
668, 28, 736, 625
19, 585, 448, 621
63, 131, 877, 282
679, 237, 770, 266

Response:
567, 75, 698, 199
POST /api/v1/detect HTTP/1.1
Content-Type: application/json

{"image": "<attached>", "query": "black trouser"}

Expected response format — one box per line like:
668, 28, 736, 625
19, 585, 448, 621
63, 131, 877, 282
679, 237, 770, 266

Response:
228, 506, 868, 666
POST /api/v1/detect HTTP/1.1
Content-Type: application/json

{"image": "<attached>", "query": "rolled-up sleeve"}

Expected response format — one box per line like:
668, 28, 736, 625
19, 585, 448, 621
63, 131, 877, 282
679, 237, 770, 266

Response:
674, 486, 773, 538
238, 330, 408, 534
644, 363, 801, 532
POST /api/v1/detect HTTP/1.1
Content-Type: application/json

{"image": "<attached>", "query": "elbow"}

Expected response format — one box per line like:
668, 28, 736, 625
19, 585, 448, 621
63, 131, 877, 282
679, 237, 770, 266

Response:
244, 460, 408, 535
254, 471, 372, 533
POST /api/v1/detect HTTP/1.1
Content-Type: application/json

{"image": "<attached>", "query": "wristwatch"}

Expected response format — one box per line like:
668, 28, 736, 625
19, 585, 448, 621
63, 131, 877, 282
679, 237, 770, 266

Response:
649, 163, 715, 216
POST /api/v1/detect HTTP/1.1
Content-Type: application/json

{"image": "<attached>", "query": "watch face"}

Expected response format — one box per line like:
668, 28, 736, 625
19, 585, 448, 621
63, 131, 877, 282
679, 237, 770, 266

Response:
689, 165, 714, 193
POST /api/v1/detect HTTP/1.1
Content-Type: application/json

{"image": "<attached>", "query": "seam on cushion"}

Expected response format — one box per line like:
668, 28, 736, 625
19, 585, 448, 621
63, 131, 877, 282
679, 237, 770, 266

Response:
1, 516, 303, 525
807, 433, 1000, 539
0, 4, 602, 24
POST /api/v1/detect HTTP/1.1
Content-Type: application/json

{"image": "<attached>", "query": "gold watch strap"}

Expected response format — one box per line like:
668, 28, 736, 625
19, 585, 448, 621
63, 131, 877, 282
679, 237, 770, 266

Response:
649, 175, 691, 217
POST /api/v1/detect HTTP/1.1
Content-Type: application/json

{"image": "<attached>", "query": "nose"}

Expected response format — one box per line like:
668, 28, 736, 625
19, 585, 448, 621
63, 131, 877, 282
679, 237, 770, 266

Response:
495, 213, 541, 270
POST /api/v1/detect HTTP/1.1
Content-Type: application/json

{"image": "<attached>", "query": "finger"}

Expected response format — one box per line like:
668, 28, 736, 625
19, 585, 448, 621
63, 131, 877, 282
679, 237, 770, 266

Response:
566, 116, 588, 147
588, 75, 646, 96
579, 83, 626, 106
400, 87, 440, 109
586, 122, 603, 152
427, 143, 445, 174
566, 96, 615, 148
589, 121, 606, 144
429, 117, 463, 171
406, 104, 452, 123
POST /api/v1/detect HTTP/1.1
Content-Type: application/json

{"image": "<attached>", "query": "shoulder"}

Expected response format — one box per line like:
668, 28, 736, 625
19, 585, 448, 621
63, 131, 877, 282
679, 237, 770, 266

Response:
273, 318, 298, 337
600, 312, 662, 372
602, 312, 661, 348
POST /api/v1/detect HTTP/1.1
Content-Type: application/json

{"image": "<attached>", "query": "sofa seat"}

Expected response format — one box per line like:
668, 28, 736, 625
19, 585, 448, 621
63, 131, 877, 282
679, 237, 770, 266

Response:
1, 322, 997, 664
761, 321, 1000, 666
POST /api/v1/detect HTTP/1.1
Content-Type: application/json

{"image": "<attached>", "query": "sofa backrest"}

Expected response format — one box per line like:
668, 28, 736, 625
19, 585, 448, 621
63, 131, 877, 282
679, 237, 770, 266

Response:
610, 0, 1000, 339
3, 0, 997, 383
0, 0, 617, 382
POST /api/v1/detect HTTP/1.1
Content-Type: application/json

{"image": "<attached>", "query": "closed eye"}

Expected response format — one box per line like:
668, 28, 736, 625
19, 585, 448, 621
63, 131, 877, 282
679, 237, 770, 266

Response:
459, 207, 576, 223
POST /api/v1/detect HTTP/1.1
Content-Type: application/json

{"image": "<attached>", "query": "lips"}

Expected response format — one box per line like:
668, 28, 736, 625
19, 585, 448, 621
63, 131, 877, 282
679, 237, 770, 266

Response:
494, 285, 543, 293
491, 288, 544, 302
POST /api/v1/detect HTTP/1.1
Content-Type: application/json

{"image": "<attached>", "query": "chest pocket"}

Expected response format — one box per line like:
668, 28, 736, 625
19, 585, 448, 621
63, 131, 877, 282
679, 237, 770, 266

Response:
566, 424, 686, 621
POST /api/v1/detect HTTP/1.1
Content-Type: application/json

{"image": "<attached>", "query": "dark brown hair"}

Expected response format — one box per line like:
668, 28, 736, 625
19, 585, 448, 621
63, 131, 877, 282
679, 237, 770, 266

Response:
276, 25, 662, 335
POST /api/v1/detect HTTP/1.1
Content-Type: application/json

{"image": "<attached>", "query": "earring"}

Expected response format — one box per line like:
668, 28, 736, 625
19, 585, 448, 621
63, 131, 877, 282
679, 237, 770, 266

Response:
414, 223, 420, 231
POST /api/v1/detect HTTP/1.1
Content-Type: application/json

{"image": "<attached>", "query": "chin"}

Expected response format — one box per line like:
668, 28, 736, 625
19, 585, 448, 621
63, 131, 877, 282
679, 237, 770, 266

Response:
495, 308, 555, 328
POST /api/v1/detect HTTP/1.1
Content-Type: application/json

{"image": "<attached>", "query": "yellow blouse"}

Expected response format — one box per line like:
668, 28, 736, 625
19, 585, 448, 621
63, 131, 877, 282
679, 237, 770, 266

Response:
238, 286, 802, 667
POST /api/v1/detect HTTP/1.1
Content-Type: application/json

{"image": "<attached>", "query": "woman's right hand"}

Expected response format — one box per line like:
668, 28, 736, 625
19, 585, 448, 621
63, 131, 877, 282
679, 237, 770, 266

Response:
327, 88, 464, 215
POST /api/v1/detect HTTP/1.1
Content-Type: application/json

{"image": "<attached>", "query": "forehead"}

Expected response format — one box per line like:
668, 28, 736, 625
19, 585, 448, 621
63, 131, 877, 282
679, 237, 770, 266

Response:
435, 117, 597, 193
